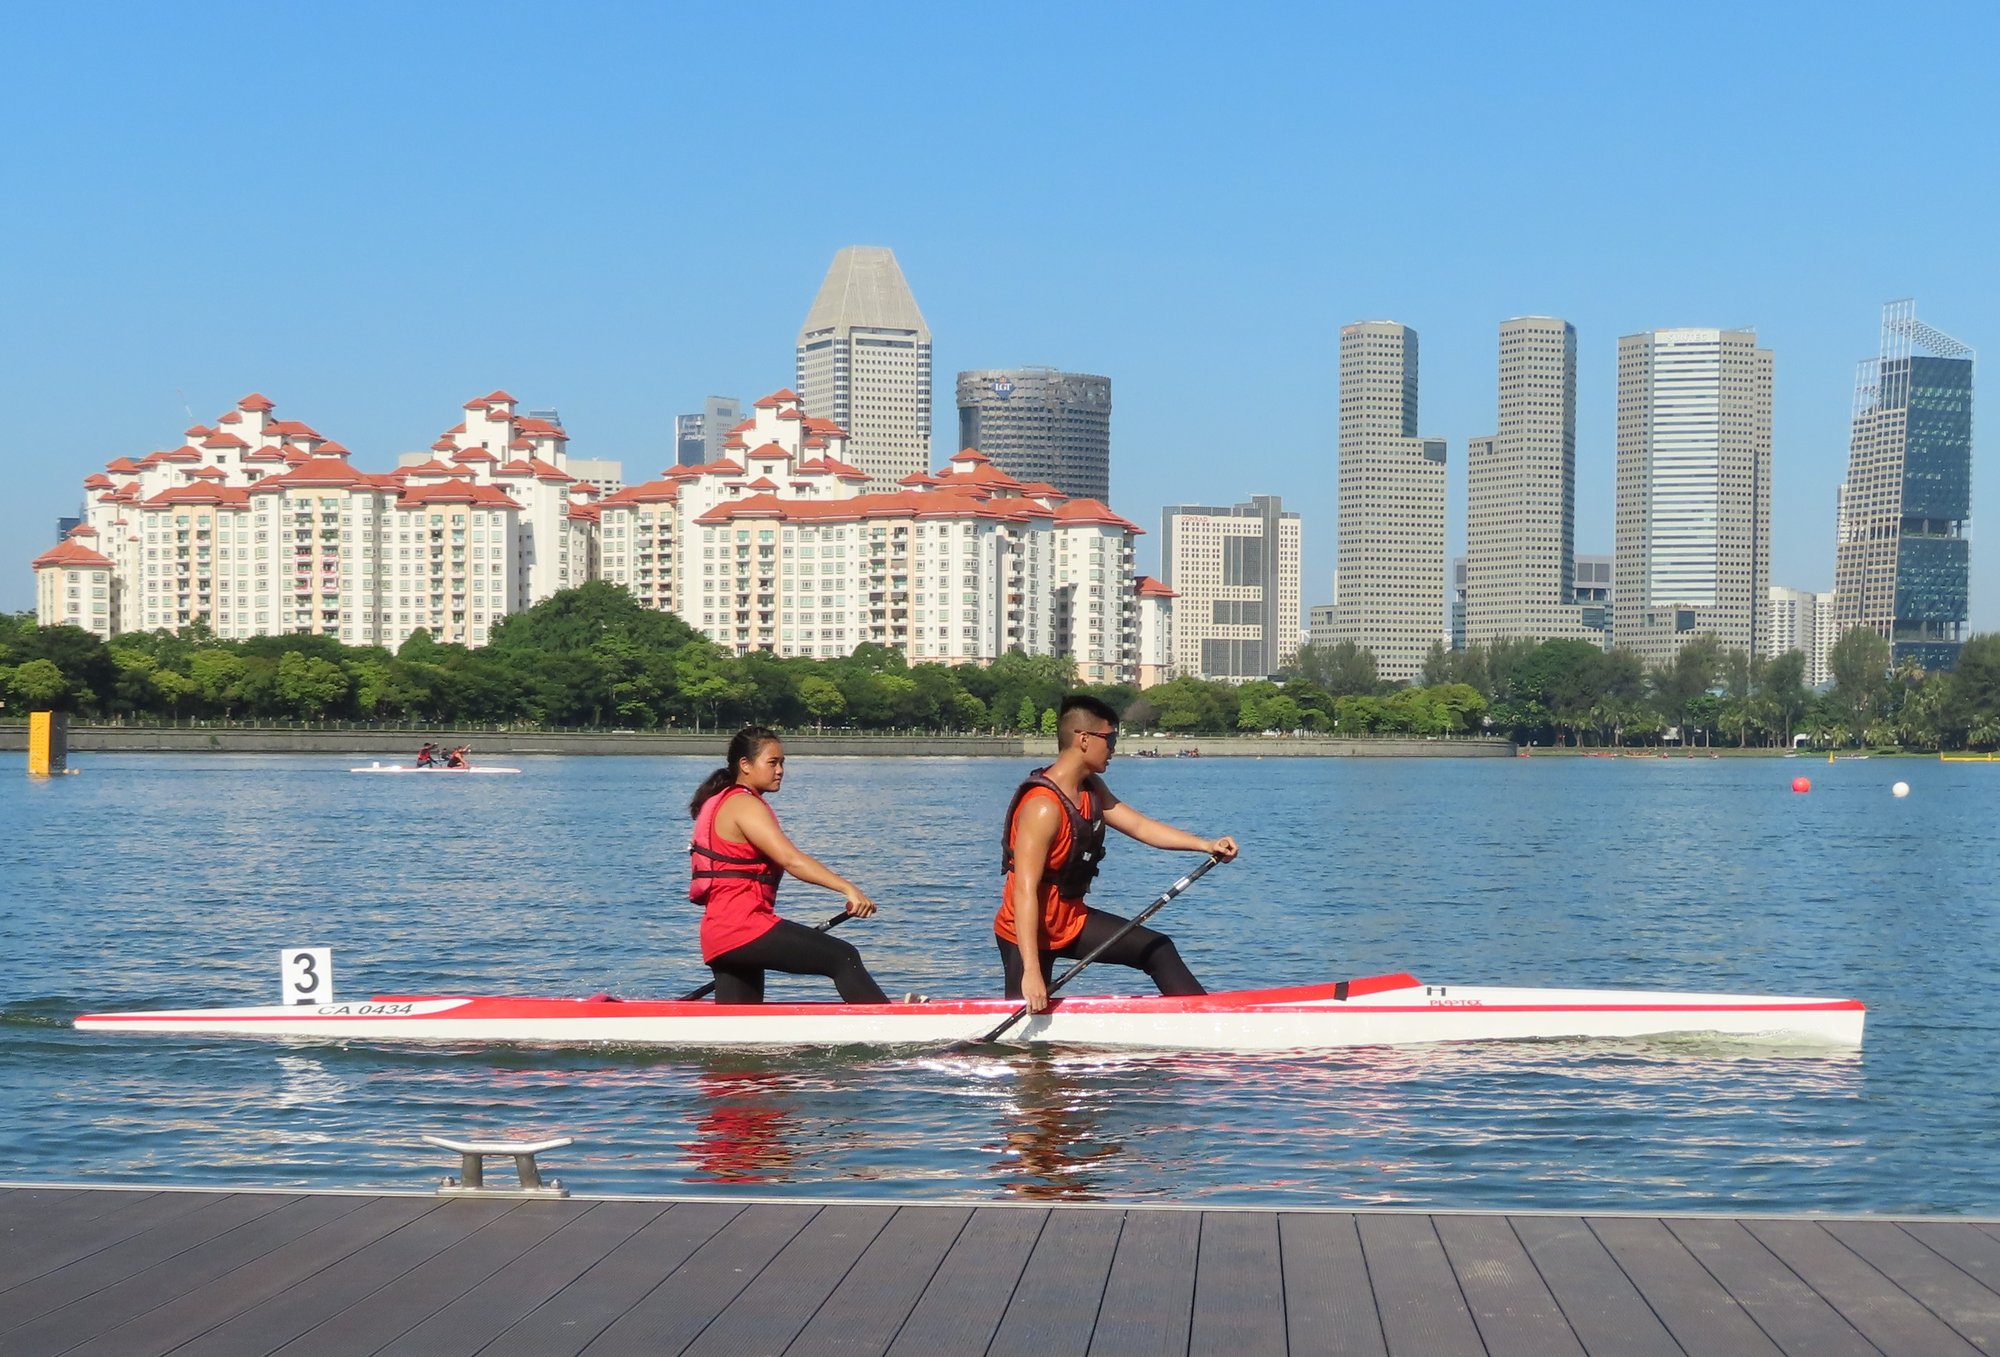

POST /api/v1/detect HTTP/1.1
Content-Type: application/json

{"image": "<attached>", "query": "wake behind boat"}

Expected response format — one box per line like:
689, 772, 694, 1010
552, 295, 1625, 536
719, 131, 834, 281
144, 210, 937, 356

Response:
73, 973, 1865, 1050
349, 762, 521, 775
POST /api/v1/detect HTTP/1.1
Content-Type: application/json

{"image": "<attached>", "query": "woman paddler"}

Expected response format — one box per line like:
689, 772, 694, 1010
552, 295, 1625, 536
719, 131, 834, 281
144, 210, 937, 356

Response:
688, 725, 892, 1005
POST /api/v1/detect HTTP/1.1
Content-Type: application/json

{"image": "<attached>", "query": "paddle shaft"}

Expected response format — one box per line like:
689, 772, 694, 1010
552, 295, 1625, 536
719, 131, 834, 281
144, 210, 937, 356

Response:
677, 908, 852, 1001
973, 852, 1222, 1045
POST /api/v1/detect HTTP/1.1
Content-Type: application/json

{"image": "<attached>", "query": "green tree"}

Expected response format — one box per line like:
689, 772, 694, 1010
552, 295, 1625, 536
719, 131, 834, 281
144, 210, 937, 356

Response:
11, 658, 67, 708
1016, 695, 1038, 731
1828, 626, 1892, 739
798, 674, 846, 729
276, 651, 350, 718
1290, 641, 1379, 697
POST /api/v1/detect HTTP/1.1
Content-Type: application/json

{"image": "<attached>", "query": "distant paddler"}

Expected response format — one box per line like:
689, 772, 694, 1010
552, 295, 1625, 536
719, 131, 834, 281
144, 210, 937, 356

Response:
444, 745, 471, 769
999, 695, 1239, 1014
688, 725, 892, 1004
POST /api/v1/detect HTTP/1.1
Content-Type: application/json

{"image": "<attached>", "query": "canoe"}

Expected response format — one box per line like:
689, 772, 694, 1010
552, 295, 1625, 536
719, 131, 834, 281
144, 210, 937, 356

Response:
349, 763, 521, 775
73, 973, 1865, 1050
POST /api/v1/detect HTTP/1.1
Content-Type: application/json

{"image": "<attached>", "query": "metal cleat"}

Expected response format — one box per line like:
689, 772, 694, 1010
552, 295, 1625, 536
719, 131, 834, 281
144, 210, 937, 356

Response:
424, 1134, 574, 1198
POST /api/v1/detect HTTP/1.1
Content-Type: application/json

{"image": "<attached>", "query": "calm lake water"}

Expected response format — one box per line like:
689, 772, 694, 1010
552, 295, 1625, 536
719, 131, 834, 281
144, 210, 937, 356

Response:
2, 750, 1996, 1212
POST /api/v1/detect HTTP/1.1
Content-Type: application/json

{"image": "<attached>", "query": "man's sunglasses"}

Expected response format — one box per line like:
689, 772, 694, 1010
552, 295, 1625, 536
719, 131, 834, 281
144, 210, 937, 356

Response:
1084, 728, 1119, 752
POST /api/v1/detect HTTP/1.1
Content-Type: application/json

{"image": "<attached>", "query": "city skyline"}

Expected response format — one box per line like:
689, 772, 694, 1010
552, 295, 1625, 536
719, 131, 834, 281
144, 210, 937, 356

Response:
3, 5, 1995, 632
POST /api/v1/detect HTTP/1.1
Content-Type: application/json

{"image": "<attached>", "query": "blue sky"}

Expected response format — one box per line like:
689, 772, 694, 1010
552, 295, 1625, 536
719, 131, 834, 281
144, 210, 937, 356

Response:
3, 2, 1994, 629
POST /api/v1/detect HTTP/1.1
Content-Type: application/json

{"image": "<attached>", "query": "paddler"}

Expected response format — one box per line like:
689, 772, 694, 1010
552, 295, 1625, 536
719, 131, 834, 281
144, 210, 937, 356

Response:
444, 745, 470, 769
1000, 695, 1238, 1013
415, 741, 439, 767
688, 725, 892, 1004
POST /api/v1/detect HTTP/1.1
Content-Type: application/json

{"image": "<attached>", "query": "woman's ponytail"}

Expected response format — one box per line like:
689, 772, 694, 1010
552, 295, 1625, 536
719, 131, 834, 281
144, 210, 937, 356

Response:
688, 725, 781, 818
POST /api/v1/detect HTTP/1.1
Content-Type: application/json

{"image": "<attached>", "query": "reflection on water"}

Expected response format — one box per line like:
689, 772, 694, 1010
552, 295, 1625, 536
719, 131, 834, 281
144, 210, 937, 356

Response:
0, 753, 1993, 1210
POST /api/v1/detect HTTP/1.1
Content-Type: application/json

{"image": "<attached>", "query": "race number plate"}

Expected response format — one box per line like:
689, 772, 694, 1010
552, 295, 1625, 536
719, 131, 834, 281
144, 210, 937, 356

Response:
281, 948, 333, 1005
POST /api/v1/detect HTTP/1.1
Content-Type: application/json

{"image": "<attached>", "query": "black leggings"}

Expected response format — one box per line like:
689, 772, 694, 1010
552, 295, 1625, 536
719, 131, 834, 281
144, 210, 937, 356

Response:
708, 918, 890, 1005
997, 907, 1205, 998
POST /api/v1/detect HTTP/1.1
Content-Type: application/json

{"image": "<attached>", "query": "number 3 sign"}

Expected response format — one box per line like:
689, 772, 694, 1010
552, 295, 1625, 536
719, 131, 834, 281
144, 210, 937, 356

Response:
281, 948, 333, 1005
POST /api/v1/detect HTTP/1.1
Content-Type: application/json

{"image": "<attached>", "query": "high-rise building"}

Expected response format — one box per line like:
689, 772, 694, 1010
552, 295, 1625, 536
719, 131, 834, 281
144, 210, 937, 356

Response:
1334, 321, 1447, 682
1613, 328, 1772, 668
1466, 317, 1594, 646
956, 368, 1111, 502
1832, 300, 1974, 671
796, 247, 931, 491
1307, 603, 1338, 650
1767, 585, 1837, 688
674, 397, 743, 468
674, 414, 706, 467
1160, 495, 1301, 681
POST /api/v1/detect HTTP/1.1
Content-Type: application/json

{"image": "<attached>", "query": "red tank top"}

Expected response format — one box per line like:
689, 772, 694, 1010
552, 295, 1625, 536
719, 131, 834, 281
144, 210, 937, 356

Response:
690, 786, 782, 961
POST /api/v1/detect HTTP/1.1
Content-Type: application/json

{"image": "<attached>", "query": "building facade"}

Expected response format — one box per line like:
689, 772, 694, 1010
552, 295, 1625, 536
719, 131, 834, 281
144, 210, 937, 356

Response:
1134, 576, 1177, 688
1334, 321, 1447, 682
675, 397, 743, 468
1832, 300, 1974, 671
956, 367, 1111, 503
796, 247, 932, 492
1766, 585, 1837, 688
1466, 317, 1597, 646
1160, 495, 1301, 681
1613, 328, 1773, 668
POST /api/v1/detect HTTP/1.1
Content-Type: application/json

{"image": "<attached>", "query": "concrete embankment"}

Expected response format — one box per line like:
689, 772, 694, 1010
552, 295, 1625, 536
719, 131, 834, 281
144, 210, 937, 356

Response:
0, 726, 1517, 758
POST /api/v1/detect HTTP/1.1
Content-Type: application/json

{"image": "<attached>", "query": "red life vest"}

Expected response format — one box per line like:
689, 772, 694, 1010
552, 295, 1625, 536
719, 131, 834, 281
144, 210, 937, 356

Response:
689, 785, 783, 961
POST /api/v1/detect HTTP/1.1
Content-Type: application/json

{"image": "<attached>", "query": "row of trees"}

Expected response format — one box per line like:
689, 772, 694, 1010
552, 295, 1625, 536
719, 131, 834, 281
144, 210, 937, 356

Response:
2, 584, 1996, 747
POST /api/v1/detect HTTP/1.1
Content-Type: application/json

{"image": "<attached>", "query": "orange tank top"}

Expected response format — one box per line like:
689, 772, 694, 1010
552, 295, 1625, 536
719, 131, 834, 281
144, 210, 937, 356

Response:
995, 783, 1093, 951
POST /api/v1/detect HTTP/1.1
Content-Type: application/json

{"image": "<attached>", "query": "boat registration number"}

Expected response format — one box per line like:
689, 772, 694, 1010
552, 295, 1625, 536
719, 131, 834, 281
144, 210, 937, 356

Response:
314, 1002, 419, 1017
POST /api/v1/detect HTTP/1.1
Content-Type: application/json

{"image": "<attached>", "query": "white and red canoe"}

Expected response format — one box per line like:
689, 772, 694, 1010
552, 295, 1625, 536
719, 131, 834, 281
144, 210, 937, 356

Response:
73, 973, 1865, 1050
348, 763, 521, 775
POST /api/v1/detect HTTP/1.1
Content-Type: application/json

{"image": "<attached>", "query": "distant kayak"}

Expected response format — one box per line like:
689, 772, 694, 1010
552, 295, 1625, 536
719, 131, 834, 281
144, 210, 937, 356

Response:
349, 763, 521, 775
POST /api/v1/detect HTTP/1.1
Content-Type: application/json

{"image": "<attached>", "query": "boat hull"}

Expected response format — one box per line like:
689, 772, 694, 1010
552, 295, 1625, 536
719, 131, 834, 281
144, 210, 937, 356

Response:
74, 975, 1865, 1050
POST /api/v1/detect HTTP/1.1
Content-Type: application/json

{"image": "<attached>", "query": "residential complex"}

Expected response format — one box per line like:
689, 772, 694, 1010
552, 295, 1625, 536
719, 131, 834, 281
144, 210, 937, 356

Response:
1612, 328, 1773, 668
1767, 585, 1838, 687
39, 388, 1155, 684
1465, 318, 1596, 646
1333, 321, 1447, 682
956, 368, 1112, 503
795, 247, 932, 492
1160, 495, 1300, 681
1832, 300, 1974, 670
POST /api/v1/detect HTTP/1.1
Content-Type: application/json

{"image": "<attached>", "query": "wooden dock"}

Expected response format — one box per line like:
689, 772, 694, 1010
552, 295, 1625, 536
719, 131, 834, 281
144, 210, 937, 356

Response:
5, 1185, 2000, 1355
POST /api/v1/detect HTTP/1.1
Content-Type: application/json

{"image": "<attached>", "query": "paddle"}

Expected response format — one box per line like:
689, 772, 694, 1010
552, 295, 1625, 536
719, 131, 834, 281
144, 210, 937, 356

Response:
961, 852, 1223, 1048
676, 908, 853, 1001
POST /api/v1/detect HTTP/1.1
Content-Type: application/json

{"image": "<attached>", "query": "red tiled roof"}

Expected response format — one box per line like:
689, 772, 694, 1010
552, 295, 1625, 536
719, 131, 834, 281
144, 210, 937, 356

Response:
696, 486, 1051, 528
745, 476, 779, 491
237, 393, 275, 412
267, 420, 322, 438
188, 466, 228, 480
753, 388, 801, 408
84, 474, 114, 488
484, 389, 518, 404
70, 524, 98, 537
452, 446, 497, 462
185, 424, 210, 438
398, 479, 521, 509
1135, 575, 1177, 598
777, 408, 803, 421
1054, 499, 1142, 533
317, 441, 349, 455
105, 457, 141, 473
33, 538, 115, 570
202, 431, 249, 450
142, 484, 253, 508
702, 458, 744, 476
218, 410, 243, 424
566, 502, 601, 523
249, 458, 381, 490
746, 441, 792, 461
949, 447, 993, 464
601, 479, 681, 506
515, 416, 563, 438
727, 418, 756, 435
431, 438, 458, 452
403, 459, 460, 476
802, 416, 848, 437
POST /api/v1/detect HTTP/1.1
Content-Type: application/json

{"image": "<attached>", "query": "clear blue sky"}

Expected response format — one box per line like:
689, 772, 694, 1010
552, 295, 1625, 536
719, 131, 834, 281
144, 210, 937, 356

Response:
3, 2, 1994, 629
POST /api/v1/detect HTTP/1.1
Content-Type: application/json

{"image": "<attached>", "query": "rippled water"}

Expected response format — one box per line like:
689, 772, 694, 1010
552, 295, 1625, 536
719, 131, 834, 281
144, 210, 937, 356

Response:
3, 750, 1996, 1211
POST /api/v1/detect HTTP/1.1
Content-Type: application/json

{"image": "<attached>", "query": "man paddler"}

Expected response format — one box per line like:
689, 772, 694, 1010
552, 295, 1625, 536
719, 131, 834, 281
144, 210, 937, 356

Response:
999, 695, 1238, 1013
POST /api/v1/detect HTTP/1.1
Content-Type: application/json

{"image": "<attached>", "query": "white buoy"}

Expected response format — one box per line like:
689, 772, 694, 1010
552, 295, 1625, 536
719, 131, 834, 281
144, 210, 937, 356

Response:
1892, 781, 1910, 798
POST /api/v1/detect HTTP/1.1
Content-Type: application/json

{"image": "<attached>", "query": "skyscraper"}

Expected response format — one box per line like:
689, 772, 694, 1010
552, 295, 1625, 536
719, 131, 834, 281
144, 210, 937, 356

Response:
796, 247, 932, 490
1334, 321, 1446, 682
674, 396, 743, 467
1833, 300, 1974, 670
1465, 317, 1590, 646
1161, 495, 1300, 681
1613, 328, 1773, 668
956, 367, 1111, 502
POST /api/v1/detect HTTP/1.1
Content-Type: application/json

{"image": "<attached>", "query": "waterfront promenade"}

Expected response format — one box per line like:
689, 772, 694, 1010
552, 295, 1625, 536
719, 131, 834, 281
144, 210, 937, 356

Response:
4, 1184, 1997, 1355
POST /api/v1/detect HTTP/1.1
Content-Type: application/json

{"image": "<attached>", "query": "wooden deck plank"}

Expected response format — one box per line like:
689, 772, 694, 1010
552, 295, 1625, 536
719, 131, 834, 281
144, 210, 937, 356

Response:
0, 1189, 220, 1293
164, 1198, 520, 1357
1588, 1216, 1781, 1357
373, 1202, 668, 1357
1089, 1209, 1200, 1357
1902, 1223, 2000, 1298
681, 1204, 896, 1357
1823, 1221, 2000, 1353
54, 1196, 444, 1357
0, 1193, 308, 1340
1356, 1213, 1484, 1357
1434, 1214, 1586, 1357
1191, 1211, 1287, 1357
1510, 1215, 1684, 1357
887, 1207, 1049, 1357
787, 1206, 973, 1357
477, 1202, 742, 1357
1745, 1219, 1984, 1356
262, 1199, 592, 1357
580, 1202, 820, 1357
1277, 1212, 1387, 1357
988, 1208, 1126, 1357
1665, 1217, 1876, 1357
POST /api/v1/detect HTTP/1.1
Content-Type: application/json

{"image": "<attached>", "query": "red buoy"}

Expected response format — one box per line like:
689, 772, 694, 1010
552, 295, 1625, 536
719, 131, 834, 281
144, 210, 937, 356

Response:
1791, 776, 1811, 793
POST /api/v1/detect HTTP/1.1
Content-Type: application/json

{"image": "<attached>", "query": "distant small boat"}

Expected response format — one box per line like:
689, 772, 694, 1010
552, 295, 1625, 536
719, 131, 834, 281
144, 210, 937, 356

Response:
350, 763, 521, 775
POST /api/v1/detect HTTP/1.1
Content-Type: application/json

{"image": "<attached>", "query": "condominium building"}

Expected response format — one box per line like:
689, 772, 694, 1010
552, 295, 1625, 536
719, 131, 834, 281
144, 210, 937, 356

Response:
1134, 576, 1177, 687
1832, 300, 1974, 670
1160, 495, 1301, 681
956, 367, 1112, 503
1334, 321, 1447, 682
1767, 585, 1837, 688
1466, 318, 1596, 645
1613, 328, 1772, 668
33, 531, 118, 638
796, 247, 932, 492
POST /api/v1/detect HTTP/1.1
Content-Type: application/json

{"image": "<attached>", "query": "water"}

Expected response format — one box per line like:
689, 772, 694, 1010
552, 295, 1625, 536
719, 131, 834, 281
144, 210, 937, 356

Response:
2, 751, 1995, 1211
